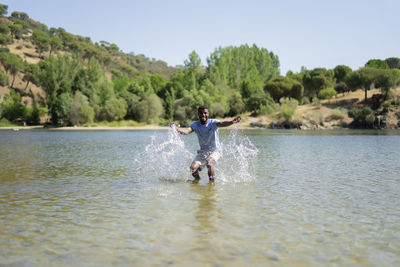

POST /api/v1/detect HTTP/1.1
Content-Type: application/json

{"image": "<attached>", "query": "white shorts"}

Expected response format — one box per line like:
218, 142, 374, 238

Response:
193, 150, 222, 167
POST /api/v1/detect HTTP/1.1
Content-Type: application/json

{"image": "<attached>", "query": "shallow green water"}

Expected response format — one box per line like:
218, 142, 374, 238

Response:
1, 129, 400, 266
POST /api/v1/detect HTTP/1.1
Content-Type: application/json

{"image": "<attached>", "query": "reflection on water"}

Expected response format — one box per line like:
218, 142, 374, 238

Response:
1, 129, 400, 265
190, 183, 218, 249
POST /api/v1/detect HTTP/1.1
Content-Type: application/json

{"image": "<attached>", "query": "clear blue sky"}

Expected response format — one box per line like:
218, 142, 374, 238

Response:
3, 0, 400, 74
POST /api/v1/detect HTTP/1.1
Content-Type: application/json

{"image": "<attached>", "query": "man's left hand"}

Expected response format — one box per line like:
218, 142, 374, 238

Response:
233, 116, 241, 124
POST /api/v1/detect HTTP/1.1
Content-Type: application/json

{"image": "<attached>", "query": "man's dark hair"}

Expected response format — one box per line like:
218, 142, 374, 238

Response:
198, 105, 209, 112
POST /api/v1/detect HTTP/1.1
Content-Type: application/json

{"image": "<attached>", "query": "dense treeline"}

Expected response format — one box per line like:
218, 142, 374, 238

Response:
0, 4, 400, 128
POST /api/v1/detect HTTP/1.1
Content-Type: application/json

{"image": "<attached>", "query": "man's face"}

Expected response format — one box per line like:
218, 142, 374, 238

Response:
198, 109, 209, 124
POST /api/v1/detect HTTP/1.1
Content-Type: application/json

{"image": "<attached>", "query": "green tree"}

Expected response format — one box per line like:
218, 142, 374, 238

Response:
69, 91, 94, 125
302, 68, 335, 97
79, 57, 115, 117
240, 76, 264, 100
113, 76, 131, 93
318, 87, 337, 99
365, 59, 389, 69
39, 54, 83, 124
134, 94, 164, 123
207, 44, 280, 91
246, 91, 274, 114
334, 82, 349, 94
22, 63, 40, 90
9, 19, 28, 39
357, 67, 378, 102
164, 86, 175, 120
375, 69, 400, 100
0, 4, 8, 17
184, 50, 203, 91
150, 74, 166, 95
8, 23, 23, 41
166, 73, 185, 98
55, 92, 73, 124
348, 107, 375, 128
11, 11, 29, 21
54, 27, 76, 50
344, 71, 361, 92
0, 69, 8, 86
32, 30, 50, 58
0, 89, 25, 121
0, 24, 9, 35
100, 97, 127, 121
26, 103, 40, 125
0, 33, 11, 46
385, 57, 400, 69
333, 65, 352, 83
264, 76, 304, 101
49, 35, 62, 57
228, 91, 245, 116
118, 90, 140, 119
0, 52, 24, 87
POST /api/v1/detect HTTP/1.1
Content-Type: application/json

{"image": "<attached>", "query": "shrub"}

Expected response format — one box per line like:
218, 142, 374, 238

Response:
259, 102, 276, 115
0, 117, 12, 126
1, 90, 26, 121
0, 70, 8, 86
381, 102, 392, 113
334, 82, 349, 94
25, 44, 32, 49
326, 108, 347, 121
79, 105, 95, 124
311, 112, 323, 125
134, 94, 164, 123
311, 96, 321, 107
280, 97, 298, 121
211, 102, 225, 117
102, 97, 127, 121
301, 96, 310, 105
331, 108, 347, 120
25, 105, 40, 124
318, 87, 337, 99
16, 45, 23, 50
247, 92, 275, 115
348, 107, 375, 128
228, 92, 245, 116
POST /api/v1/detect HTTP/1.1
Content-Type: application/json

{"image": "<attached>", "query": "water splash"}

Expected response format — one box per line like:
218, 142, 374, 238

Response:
133, 125, 194, 182
218, 126, 259, 183
133, 125, 258, 183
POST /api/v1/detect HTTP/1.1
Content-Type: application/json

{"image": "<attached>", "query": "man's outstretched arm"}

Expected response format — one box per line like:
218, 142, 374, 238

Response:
216, 116, 241, 128
169, 122, 193, 135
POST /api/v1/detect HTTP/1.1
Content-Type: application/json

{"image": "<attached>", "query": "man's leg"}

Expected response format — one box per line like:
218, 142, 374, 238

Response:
206, 158, 216, 181
190, 162, 201, 180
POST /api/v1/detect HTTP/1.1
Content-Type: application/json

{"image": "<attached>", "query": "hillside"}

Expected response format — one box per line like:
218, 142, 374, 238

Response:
240, 87, 400, 130
0, 14, 180, 105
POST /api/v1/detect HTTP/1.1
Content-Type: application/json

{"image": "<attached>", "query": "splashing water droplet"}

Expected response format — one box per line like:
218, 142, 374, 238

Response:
133, 126, 258, 183
217, 126, 259, 183
133, 127, 194, 182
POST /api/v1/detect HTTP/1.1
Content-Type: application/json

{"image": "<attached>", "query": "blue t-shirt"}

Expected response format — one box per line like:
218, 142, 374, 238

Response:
190, 119, 221, 152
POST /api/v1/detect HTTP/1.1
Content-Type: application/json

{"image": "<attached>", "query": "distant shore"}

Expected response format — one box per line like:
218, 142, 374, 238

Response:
0, 125, 169, 130
0, 124, 256, 131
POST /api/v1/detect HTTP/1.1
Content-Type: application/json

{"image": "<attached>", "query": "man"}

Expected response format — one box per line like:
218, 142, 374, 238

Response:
170, 105, 241, 182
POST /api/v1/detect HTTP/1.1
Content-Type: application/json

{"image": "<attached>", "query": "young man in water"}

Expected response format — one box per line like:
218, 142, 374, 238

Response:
170, 105, 241, 182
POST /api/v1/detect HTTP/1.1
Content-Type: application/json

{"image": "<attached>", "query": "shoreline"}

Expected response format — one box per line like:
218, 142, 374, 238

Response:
1, 125, 399, 131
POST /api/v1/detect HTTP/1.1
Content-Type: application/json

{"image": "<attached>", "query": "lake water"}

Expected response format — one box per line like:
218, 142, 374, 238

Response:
1, 128, 400, 266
